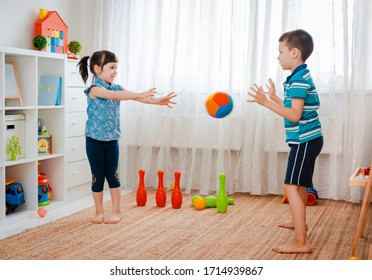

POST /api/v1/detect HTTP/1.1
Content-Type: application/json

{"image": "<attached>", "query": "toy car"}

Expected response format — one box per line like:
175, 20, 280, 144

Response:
5, 182, 25, 214
306, 187, 318, 206
281, 187, 319, 206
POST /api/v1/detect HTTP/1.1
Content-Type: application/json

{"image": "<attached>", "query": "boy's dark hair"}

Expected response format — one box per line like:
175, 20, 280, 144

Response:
77, 50, 118, 84
279, 29, 314, 62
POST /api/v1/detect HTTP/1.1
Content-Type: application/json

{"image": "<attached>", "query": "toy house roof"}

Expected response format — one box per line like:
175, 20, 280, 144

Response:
35, 11, 68, 29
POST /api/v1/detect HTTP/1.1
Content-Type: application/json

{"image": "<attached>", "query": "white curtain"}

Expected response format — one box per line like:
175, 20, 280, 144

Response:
94, 0, 372, 201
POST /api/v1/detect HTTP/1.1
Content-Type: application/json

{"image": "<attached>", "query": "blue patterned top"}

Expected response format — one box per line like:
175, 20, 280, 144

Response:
283, 64, 323, 144
84, 77, 123, 141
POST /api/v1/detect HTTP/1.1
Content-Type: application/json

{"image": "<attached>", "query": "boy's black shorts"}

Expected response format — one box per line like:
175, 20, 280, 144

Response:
284, 136, 323, 188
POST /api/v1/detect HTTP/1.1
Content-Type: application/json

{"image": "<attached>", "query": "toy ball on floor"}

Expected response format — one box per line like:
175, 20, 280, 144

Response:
205, 91, 234, 118
37, 207, 47, 218
192, 194, 201, 205
193, 197, 206, 210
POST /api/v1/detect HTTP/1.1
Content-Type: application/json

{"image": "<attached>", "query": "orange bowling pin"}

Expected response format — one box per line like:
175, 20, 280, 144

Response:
171, 171, 182, 209
136, 169, 147, 206
156, 170, 167, 207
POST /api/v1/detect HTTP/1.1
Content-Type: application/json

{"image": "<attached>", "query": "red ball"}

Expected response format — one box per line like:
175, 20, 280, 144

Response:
37, 207, 47, 217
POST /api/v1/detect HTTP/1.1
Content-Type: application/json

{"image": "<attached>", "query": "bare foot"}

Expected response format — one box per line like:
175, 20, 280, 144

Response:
103, 214, 122, 224
277, 222, 308, 231
91, 214, 104, 224
272, 242, 312, 254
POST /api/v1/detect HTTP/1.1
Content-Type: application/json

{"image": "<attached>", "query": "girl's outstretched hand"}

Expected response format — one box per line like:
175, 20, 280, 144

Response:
141, 88, 157, 99
157, 92, 177, 108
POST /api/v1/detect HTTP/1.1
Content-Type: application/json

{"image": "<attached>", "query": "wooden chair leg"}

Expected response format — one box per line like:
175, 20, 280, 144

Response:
351, 185, 371, 257
359, 185, 372, 236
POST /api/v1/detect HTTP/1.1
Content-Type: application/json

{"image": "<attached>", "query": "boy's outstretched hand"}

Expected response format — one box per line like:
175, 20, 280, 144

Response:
247, 83, 269, 106
248, 79, 279, 106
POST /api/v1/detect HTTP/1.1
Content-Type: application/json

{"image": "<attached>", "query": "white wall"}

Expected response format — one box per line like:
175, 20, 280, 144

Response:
0, 0, 94, 56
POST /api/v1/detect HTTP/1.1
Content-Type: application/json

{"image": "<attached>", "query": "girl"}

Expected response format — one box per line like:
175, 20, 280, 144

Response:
78, 50, 176, 224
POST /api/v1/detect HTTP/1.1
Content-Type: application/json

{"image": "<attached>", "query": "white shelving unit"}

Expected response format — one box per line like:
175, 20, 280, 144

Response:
0, 47, 65, 226
65, 59, 91, 201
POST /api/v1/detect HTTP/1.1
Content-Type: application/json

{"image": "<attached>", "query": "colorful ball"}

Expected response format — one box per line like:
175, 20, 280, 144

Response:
37, 207, 47, 218
205, 91, 234, 118
193, 197, 206, 210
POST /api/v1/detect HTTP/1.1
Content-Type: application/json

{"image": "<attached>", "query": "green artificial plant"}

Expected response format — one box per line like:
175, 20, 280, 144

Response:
6, 135, 22, 161
68, 40, 82, 55
33, 35, 47, 50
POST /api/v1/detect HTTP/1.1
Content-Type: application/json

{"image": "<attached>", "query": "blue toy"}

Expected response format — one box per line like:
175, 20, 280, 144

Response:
6, 182, 25, 214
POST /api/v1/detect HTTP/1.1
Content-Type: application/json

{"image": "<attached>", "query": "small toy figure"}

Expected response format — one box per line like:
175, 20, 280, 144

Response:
38, 118, 48, 136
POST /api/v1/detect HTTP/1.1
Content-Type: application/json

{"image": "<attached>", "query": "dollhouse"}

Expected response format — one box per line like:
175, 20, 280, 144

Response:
34, 9, 68, 54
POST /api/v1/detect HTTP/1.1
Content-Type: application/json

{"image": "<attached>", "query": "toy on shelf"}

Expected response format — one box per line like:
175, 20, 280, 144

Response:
5, 178, 25, 215
67, 40, 82, 60
6, 135, 22, 161
37, 207, 47, 218
38, 162, 53, 206
37, 118, 53, 155
34, 9, 68, 54
33, 35, 47, 51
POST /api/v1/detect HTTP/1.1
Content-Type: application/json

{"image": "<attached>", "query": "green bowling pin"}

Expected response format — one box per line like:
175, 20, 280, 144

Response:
205, 196, 234, 208
216, 173, 228, 213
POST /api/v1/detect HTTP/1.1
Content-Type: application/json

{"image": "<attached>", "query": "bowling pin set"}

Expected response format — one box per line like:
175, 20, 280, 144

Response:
136, 169, 232, 213
136, 169, 183, 209
191, 173, 234, 213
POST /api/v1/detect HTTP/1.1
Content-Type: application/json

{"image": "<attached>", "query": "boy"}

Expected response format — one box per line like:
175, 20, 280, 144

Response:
248, 29, 323, 253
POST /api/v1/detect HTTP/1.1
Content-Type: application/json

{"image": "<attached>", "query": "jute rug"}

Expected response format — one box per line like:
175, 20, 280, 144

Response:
0, 190, 370, 260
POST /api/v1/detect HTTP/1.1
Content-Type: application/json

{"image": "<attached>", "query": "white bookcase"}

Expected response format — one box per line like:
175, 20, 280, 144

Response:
0, 47, 65, 226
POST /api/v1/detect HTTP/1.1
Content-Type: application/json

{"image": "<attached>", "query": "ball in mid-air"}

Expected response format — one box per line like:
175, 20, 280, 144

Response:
205, 92, 233, 118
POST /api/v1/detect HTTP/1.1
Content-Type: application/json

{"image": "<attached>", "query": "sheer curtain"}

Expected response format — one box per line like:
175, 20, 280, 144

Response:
93, 0, 371, 201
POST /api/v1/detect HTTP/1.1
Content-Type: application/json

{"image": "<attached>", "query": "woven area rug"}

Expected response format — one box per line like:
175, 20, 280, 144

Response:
0, 190, 370, 260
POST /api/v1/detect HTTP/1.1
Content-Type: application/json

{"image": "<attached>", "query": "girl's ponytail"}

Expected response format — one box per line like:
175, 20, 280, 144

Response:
77, 56, 90, 84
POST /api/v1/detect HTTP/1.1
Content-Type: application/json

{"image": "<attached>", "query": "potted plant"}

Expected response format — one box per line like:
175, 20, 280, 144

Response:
68, 40, 82, 60
33, 35, 47, 51
6, 135, 22, 161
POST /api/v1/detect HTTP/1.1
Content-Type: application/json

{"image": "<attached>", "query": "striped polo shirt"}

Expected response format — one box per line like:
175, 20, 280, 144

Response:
283, 64, 323, 144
